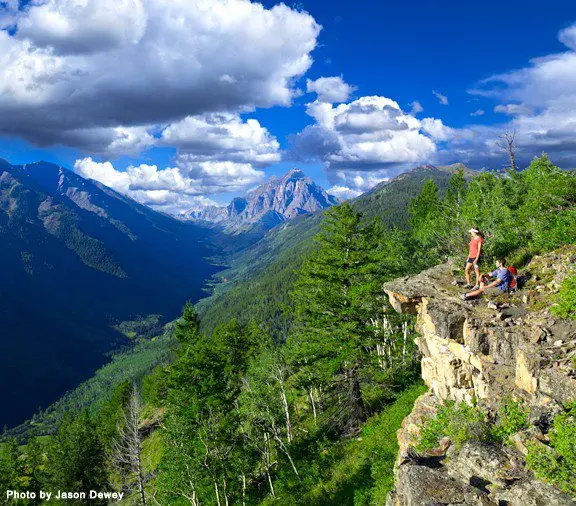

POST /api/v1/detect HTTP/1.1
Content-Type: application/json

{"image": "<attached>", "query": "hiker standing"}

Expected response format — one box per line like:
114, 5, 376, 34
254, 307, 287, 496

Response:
465, 228, 484, 289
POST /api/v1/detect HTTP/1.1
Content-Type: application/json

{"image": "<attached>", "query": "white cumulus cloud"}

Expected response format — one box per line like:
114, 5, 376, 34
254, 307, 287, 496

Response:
290, 95, 449, 191
74, 157, 265, 214
160, 113, 280, 166
325, 170, 393, 199
0, 0, 320, 151
16, 0, 148, 55
326, 185, 363, 200
306, 76, 356, 103
421, 117, 454, 141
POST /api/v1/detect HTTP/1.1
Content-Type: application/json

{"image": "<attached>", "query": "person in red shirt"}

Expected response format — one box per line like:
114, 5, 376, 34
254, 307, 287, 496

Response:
465, 228, 484, 289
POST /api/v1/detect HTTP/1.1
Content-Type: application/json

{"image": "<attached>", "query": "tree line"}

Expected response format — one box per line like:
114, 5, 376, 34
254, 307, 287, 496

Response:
157, 203, 420, 504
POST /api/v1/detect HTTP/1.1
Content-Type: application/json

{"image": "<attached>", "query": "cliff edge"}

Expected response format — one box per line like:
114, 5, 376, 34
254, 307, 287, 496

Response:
384, 246, 576, 506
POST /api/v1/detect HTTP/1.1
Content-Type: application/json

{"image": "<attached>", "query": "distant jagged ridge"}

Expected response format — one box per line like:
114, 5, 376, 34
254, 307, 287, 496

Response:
183, 168, 340, 232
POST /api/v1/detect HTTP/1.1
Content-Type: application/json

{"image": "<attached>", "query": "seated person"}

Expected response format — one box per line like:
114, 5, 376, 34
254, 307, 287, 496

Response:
461, 258, 511, 300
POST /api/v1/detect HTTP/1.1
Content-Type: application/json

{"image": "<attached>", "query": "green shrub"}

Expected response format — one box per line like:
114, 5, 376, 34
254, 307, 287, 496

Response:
417, 400, 491, 451
526, 402, 576, 497
552, 275, 576, 320
491, 397, 529, 443
142, 365, 169, 406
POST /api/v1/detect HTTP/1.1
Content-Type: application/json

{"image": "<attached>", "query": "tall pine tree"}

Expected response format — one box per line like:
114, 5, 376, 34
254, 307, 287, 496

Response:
288, 203, 384, 433
160, 305, 260, 505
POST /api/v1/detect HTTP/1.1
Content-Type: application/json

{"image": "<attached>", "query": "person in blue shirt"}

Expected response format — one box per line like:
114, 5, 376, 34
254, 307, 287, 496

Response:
461, 258, 511, 300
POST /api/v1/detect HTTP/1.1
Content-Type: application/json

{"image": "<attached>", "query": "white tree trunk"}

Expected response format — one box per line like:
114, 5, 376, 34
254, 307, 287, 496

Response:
111, 385, 147, 506
402, 320, 408, 359
213, 479, 221, 506
308, 387, 317, 426
278, 374, 293, 443
264, 433, 275, 497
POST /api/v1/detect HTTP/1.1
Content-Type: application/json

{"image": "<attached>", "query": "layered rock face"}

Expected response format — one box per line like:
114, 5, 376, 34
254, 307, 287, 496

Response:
384, 247, 576, 506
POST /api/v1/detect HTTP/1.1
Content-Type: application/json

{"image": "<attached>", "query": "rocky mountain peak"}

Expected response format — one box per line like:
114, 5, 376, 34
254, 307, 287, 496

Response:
227, 197, 248, 216
184, 169, 339, 233
283, 168, 306, 179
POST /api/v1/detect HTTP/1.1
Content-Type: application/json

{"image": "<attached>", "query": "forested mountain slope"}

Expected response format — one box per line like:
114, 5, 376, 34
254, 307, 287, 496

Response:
5, 163, 470, 432
0, 159, 219, 427
197, 164, 474, 335
352, 163, 476, 226
3, 156, 575, 506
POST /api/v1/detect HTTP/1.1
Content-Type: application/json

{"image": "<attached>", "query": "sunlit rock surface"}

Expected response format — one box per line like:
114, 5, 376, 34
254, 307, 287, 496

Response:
384, 246, 576, 506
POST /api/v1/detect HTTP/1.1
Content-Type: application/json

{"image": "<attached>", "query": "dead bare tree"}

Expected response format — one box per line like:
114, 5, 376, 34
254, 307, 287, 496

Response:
498, 129, 518, 170
112, 385, 147, 506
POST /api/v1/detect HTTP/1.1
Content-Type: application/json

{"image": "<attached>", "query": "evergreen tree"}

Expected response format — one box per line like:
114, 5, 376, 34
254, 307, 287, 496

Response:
409, 179, 443, 248
97, 381, 132, 448
48, 411, 109, 494
174, 300, 201, 347
160, 311, 259, 505
439, 169, 469, 253
460, 172, 517, 258
141, 364, 169, 407
288, 203, 386, 433
23, 436, 48, 496
519, 155, 576, 251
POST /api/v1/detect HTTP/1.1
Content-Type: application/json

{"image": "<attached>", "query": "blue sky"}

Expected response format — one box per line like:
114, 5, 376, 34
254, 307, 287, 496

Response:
259, 0, 574, 128
1, 0, 575, 211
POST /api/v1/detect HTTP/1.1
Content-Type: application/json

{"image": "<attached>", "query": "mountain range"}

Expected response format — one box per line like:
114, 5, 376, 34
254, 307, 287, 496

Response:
183, 168, 339, 233
0, 159, 219, 427
1, 159, 472, 429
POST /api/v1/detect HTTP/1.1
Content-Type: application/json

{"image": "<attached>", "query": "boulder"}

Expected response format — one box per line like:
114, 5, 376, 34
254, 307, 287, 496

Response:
445, 442, 525, 488
390, 464, 494, 506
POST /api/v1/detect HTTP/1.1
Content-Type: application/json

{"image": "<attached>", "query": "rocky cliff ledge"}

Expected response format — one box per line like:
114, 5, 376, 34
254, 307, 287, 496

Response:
384, 246, 576, 506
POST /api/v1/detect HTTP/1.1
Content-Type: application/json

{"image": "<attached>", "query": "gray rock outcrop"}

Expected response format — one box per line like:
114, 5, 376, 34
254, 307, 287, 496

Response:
384, 246, 576, 506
